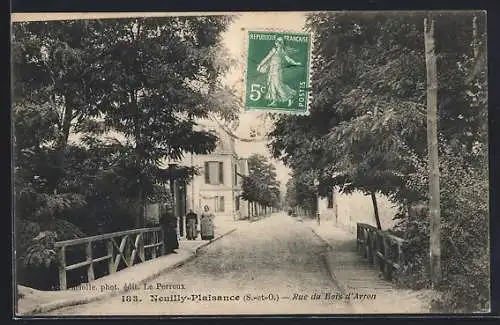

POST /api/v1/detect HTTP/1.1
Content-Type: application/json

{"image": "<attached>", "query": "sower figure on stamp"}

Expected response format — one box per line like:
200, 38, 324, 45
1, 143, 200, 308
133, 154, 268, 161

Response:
257, 37, 302, 107
200, 205, 215, 241
160, 203, 179, 254
185, 209, 198, 240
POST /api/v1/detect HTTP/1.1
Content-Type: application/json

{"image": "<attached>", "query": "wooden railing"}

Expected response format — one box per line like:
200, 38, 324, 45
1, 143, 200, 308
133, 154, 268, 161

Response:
356, 223, 406, 280
55, 227, 164, 290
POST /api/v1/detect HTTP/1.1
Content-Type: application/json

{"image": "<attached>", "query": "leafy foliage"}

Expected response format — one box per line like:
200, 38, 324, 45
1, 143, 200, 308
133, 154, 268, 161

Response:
241, 154, 281, 209
13, 16, 234, 290
269, 12, 488, 312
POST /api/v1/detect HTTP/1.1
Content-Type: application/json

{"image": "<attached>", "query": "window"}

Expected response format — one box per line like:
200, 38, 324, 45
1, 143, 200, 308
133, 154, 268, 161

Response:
327, 191, 334, 209
204, 161, 224, 185
213, 196, 225, 212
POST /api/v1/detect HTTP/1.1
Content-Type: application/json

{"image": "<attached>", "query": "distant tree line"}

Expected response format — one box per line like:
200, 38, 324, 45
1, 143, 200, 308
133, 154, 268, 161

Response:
241, 154, 281, 218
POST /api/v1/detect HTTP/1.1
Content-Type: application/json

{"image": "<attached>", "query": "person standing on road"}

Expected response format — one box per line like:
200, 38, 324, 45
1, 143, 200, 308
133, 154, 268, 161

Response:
185, 209, 198, 240
160, 204, 179, 254
200, 205, 215, 241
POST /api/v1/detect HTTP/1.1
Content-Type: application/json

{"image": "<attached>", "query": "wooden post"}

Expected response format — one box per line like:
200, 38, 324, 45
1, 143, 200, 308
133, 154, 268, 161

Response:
374, 232, 381, 271
366, 230, 372, 261
356, 225, 361, 253
371, 232, 378, 266
139, 233, 145, 262
57, 246, 67, 290
107, 239, 114, 275
159, 229, 165, 256
86, 242, 95, 282
383, 236, 390, 279
363, 230, 369, 258
424, 16, 441, 288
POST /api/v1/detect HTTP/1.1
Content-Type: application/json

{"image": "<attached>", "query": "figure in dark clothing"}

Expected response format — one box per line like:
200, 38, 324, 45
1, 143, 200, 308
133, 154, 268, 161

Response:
160, 205, 179, 254
185, 209, 198, 240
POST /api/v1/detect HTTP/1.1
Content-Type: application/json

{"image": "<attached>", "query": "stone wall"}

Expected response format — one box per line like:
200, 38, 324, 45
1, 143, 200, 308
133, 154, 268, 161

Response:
318, 190, 399, 234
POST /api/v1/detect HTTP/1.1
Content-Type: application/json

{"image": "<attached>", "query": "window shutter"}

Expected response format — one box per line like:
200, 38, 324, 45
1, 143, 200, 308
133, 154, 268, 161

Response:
219, 196, 225, 212
234, 164, 238, 185
219, 162, 224, 184
204, 162, 210, 184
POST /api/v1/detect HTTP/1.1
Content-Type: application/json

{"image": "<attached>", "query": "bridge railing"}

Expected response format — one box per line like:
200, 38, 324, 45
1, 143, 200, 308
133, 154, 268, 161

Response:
356, 223, 406, 280
55, 227, 164, 290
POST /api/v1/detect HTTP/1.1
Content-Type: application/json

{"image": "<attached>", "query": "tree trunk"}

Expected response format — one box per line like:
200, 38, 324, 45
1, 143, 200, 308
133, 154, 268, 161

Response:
59, 99, 74, 151
370, 191, 382, 230
424, 16, 442, 288
51, 97, 74, 193
45, 96, 74, 231
133, 90, 145, 229
136, 187, 144, 228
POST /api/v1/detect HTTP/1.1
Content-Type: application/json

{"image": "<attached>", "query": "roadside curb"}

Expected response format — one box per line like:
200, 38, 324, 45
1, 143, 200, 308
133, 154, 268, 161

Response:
194, 227, 237, 254
307, 226, 357, 313
20, 228, 237, 316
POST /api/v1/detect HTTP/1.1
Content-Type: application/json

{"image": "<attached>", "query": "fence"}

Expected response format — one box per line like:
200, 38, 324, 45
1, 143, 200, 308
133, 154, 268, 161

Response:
54, 227, 164, 290
356, 223, 406, 280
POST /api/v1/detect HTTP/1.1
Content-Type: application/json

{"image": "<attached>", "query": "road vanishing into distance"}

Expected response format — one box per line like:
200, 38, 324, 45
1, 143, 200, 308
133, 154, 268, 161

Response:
48, 213, 354, 316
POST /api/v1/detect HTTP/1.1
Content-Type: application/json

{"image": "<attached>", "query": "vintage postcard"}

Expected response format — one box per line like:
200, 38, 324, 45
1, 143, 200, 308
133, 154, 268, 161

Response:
12, 11, 489, 317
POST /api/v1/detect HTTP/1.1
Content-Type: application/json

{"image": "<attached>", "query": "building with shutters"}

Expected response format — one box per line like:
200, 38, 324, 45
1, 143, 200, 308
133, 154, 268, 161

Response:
176, 119, 250, 224
146, 119, 250, 237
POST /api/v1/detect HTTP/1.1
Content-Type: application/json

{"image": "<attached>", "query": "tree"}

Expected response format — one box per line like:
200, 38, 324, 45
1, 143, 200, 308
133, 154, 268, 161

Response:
270, 11, 486, 203
13, 16, 237, 228
284, 178, 297, 209
268, 11, 488, 312
12, 21, 109, 198
88, 16, 236, 227
241, 154, 281, 216
12, 16, 237, 288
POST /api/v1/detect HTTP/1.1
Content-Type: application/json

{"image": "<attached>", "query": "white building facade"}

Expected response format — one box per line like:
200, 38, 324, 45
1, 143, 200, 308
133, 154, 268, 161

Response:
316, 189, 398, 233
178, 120, 250, 224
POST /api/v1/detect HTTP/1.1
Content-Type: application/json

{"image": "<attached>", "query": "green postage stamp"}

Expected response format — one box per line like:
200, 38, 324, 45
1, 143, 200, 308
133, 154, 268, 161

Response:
243, 30, 313, 114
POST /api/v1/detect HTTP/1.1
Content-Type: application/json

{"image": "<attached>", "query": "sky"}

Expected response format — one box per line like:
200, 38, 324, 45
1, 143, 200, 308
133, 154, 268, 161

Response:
219, 12, 309, 189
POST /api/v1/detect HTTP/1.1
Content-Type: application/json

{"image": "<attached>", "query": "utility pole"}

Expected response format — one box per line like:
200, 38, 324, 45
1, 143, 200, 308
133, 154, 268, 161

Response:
424, 16, 441, 288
